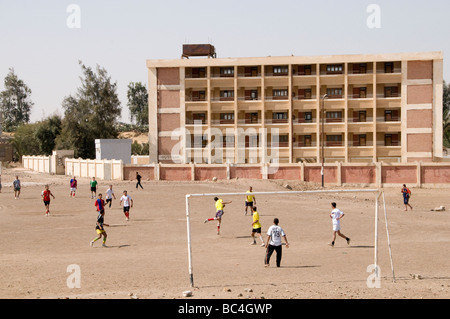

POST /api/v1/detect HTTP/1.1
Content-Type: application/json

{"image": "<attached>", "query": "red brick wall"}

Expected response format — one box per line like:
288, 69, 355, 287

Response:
157, 68, 180, 85
382, 166, 417, 184
407, 61, 433, 80
407, 85, 433, 104
341, 166, 375, 184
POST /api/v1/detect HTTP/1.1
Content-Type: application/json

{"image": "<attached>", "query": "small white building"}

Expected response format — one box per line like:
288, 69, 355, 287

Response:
95, 139, 132, 164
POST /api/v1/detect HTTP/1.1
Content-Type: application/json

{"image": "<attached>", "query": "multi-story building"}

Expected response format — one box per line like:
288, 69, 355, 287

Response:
147, 51, 443, 164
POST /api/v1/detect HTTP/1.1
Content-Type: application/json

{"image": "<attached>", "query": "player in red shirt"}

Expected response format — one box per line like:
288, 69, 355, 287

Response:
41, 185, 55, 217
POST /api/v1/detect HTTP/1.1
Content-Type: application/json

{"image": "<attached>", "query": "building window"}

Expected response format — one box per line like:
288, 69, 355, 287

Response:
297, 65, 312, 75
273, 66, 288, 75
245, 89, 258, 100
220, 90, 234, 100
273, 112, 288, 120
220, 113, 234, 121
326, 64, 343, 74
273, 89, 288, 97
326, 135, 343, 146
191, 67, 206, 78
327, 88, 343, 98
384, 86, 399, 98
353, 134, 367, 146
384, 62, 394, 73
304, 112, 312, 123
304, 135, 312, 147
220, 67, 234, 77
326, 111, 342, 123
298, 88, 312, 99
223, 135, 235, 147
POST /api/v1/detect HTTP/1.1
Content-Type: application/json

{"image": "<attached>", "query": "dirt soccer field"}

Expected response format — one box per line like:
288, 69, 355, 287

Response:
1, 166, 450, 299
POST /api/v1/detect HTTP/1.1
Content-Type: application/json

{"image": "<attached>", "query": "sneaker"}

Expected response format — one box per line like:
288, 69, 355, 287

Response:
204, 219, 208, 223
102, 243, 107, 247
90, 241, 94, 247
347, 238, 351, 245
328, 243, 334, 247
250, 241, 256, 245
260, 243, 265, 247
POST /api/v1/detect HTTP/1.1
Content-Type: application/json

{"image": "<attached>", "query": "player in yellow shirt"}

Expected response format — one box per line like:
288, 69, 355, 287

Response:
245, 186, 256, 216
204, 197, 232, 235
250, 206, 265, 246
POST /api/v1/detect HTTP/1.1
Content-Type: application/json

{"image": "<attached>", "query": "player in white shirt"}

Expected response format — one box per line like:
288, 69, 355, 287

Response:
119, 190, 133, 221
329, 202, 351, 247
105, 185, 116, 209
264, 218, 289, 268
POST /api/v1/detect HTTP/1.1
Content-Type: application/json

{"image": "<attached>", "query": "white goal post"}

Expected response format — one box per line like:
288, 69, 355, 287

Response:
185, 189, 395, 288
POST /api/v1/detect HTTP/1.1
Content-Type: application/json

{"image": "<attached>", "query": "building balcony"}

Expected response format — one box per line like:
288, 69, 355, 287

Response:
265, 119, 289, 125
293, 95, 317, 101
265, 96, 289, 101
186, 119, 207, 125
237, 119, 262, 125
210, 119, 235, 126
294, 141, 317, 148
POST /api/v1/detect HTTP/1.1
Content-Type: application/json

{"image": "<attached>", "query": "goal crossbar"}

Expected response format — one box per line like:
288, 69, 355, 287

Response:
185, 188, 394, 287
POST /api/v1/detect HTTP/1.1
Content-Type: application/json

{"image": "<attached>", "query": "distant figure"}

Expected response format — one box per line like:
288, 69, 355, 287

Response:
90, 177, 98, 199
70, 176, 77, 198
328, 202, 351, 247
204, 197, 232, 235
136, 172, 143, 190
41, 184, 55, 217
13, 176, 21, 199
0, 174, 2, 193
401, 184, 413, 211
105, 185, 116, 208
119, 190, 133, 221
95, 193, 105, 215
250, 206, 265, 246
245, 186, 256, 216
90, 210, 109, 248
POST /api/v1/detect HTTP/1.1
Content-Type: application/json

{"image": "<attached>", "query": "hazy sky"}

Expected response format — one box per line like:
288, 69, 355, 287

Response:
0, 0, 449, 123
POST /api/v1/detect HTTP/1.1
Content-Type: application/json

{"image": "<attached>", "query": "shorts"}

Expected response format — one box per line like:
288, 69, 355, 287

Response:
333, 224, 341, 231
96, 229, 105, 234
106, 198, 112, 204
252, 227, 262, 234
245, 201, 253, 207
70, 187, 76, 192
403, 196, 409, 205
91, 187, 97, 192
14, 187, 20, 192
43, 200, 50, 206
215, 210, 224, 219
123, 206, 130, 212
98, 209, 105, 214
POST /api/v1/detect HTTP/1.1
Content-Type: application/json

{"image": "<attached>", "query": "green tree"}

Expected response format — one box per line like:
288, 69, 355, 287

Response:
127, 82, 148, 126
443, 81, 450, 147
56, 62, 122, 158
0, 68, 34, 132
35, 114, 62, 155
12, 123, 40, 160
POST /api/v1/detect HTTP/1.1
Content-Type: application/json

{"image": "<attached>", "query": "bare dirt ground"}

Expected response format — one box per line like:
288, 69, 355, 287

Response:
1, 165, 450, 299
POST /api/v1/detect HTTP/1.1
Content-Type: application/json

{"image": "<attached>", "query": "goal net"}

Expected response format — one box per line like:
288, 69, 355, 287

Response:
185, 189, 395, 288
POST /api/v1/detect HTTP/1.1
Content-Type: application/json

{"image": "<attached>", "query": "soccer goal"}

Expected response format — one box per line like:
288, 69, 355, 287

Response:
185, 189, 395, 288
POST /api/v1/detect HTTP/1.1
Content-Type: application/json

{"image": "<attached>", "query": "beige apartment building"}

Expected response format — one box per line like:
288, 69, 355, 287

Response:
147, 51, 443, 164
